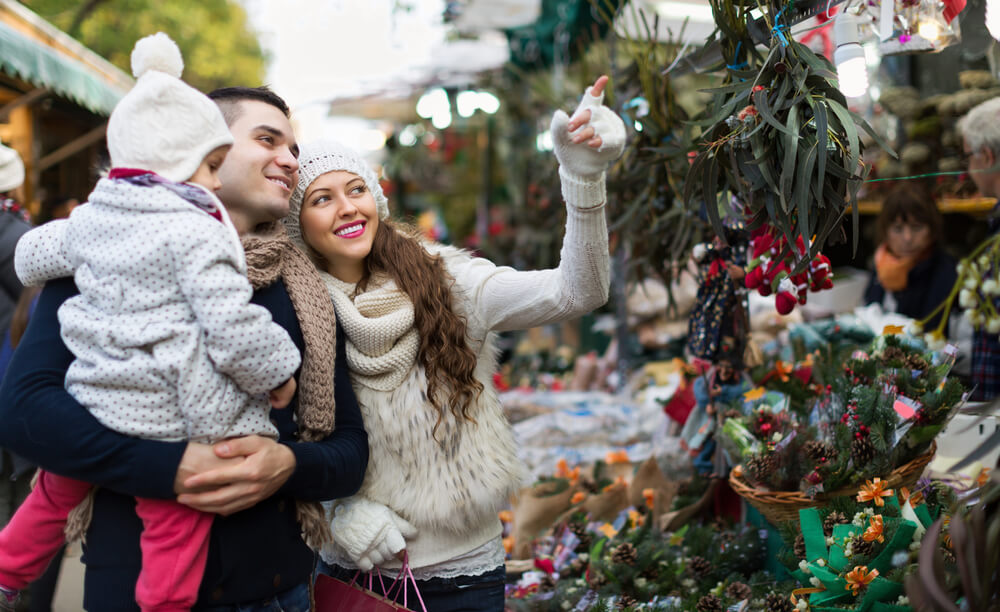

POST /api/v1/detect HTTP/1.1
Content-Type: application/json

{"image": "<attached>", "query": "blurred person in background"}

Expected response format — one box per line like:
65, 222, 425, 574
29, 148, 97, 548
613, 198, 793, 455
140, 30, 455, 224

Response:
864, 183, 956, 327
0, 144, 33, 612
958, 98, 1000, 400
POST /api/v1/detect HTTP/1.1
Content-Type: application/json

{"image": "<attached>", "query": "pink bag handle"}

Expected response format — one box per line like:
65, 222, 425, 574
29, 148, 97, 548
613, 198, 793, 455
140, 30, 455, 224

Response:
348, 567, 389, 596
383, 552, 427, 612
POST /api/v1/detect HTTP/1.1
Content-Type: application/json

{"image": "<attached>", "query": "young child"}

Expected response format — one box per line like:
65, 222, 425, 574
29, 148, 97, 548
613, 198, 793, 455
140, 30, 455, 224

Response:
0, 33, 301, 612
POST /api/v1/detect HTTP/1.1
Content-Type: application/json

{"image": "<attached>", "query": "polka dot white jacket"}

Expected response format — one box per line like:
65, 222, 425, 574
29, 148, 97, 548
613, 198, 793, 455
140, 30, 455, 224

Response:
14, 178, 301, 442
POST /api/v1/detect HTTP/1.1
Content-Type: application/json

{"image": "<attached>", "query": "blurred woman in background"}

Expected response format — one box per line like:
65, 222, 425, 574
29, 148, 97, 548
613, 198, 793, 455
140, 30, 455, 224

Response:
864, 184, 956, 326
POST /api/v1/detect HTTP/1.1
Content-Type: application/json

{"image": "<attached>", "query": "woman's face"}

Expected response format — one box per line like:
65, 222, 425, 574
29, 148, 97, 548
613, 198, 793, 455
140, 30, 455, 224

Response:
886, 217, 932, 259
299, 170, 379, 283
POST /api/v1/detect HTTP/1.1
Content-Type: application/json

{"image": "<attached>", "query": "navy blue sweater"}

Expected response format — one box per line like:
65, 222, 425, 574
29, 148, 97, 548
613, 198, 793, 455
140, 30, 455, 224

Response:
0, 277, 368, 609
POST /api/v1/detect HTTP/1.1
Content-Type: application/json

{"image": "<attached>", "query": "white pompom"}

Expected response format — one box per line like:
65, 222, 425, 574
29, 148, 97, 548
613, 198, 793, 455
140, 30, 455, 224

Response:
130, 32, 183, 79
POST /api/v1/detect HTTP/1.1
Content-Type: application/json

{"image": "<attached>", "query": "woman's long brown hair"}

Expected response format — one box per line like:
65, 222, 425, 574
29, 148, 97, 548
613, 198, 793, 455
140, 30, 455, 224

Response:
357, 221, 483, 433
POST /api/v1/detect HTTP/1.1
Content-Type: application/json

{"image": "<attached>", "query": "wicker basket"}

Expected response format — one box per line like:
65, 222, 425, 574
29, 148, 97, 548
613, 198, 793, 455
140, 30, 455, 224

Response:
728, 441, 936, 525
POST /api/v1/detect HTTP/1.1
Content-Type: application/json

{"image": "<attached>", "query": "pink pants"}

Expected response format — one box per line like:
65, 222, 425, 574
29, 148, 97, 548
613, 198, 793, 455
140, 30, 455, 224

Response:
0, 470, 212, 612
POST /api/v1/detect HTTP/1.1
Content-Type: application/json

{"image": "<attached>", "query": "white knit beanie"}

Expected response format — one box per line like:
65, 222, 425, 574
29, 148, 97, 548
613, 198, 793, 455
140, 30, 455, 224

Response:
286, 139, 389, 247
0, 143, 24, 193
107, 33, 233, 183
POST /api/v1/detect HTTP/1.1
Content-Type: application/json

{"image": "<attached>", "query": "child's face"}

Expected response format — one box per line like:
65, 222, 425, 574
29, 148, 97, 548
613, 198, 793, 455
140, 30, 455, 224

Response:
188, 145, 231, 192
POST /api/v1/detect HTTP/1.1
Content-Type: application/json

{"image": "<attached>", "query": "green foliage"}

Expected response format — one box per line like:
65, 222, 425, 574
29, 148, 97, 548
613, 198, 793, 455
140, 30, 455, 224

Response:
22, 0, 266, 92
685, 15, 895, 268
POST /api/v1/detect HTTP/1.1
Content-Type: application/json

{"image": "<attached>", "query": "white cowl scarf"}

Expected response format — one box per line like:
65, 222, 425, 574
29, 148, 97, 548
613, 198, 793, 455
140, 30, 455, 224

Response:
321, 273, 419, 391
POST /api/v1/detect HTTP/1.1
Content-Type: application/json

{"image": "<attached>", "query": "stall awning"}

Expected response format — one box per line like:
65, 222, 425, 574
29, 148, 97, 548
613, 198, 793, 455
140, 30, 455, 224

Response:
0, 19, 127, 115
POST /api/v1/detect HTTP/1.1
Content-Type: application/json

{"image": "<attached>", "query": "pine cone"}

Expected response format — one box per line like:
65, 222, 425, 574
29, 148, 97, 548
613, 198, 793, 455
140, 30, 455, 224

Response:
616, 595, 638, 610
881, 346, 907, 363
568, 521, 587, 537
575, 533, 592, 553
696, 594, 724, 612
906, 353, 929, 371
744, 453, 778, 484
538, 575, 556, 591
851, 436, 877, 466
588, 571, 607, 589
765, 592, 794, 612
793, 533, 807, 559
851, 535, 874, 558
803, 440, 836, 464
823, 511, 849, 537
579, 477, 599, 494
639, 564, 659, 580
688, 555, 712, 579
725, 581, 752, 601
611, 542, 638, 566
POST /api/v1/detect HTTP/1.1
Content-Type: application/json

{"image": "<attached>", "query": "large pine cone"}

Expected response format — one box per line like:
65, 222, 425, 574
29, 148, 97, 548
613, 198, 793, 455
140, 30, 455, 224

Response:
765, 592, 794, 612
851, 535, 875, 558
851, 436, 877, 466
823, 511, 849, 537
725, 581, 753, 601
688, 555, 713, 579
611, 542, 638, 566
803, 440, 837, 464
616, 594, 638, 610
793, 533, 807, 559
696, 594, 724, 612
744, 453, 778, 484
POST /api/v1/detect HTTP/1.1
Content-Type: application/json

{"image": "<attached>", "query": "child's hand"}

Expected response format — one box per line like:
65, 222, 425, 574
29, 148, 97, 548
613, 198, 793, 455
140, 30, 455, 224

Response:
269, 377, 296, 409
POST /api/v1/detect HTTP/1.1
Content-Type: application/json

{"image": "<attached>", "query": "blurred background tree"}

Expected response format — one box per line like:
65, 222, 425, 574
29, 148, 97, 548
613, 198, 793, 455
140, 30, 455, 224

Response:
21, 0, 266, 91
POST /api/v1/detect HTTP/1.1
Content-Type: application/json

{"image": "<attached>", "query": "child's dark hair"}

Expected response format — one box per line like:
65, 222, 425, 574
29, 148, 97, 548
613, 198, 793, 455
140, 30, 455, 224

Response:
875, 184, 943, 245
207, 86, 290, 125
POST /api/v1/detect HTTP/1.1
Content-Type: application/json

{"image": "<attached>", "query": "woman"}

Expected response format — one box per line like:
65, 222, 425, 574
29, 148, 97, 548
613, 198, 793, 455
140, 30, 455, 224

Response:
864, 184, 957, 326
286, 76, 623, 611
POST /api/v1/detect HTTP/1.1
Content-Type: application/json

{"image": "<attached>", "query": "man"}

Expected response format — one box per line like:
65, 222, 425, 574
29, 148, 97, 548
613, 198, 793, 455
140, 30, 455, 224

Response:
958, 98, 1000, 401
0, 87, 368, 610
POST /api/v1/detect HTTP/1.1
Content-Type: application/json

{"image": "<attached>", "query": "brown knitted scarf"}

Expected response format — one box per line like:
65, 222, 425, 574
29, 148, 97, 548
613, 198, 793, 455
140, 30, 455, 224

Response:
64, 223, 339, 549
242, 222, 338, 548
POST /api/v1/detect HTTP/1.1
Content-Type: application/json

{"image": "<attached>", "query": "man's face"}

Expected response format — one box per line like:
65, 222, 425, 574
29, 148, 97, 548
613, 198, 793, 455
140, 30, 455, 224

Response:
964, 137, 996, 198
216, 100, 299, 226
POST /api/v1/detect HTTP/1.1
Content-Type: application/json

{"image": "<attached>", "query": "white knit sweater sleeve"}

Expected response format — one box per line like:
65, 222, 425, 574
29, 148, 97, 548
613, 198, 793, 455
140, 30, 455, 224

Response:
171, 217, 301, 395
14, 220, 75, 286
444, 170, 610, 333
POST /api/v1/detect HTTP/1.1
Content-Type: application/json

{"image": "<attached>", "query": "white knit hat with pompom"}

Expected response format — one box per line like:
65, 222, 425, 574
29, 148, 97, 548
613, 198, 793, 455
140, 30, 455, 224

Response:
107, 32, 233, 183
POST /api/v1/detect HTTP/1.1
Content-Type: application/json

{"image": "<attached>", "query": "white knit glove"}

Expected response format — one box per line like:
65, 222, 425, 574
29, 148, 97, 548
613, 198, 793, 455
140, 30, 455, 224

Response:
551, 84, 626, 209
330, 498, 417, 571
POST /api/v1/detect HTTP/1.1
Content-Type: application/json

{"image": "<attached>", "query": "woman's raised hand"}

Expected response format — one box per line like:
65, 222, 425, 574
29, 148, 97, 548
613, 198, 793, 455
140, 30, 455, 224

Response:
550, 74, 626, 178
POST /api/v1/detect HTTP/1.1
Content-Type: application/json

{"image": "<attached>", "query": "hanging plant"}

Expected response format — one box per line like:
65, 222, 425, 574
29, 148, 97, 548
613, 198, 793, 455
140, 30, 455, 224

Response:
684, 9, 895, 275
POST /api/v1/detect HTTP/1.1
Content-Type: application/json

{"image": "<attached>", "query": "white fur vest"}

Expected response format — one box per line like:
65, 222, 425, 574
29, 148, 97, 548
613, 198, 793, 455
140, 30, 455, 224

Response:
324, 244, 527, 533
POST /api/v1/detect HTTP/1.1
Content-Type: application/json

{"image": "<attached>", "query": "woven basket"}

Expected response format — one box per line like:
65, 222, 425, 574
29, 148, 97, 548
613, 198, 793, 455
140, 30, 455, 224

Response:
729, 441, 936, 525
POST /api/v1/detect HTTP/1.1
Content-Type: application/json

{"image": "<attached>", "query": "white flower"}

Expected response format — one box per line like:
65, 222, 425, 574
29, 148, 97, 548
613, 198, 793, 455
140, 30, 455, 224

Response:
906, 321, 923, 336
562, 601, 572, 610
925, 333, 947, 351
693, 243, 707, 261
988, 318, 1000, 335
816, 558, 826, 567
910, 541, 921, 551
682, 578, 695, 588
796, 601, 809, 611
898, 596, 910, 605
865, 508, 875, 516
965, 277, 980, 291
635, 577, 648, 589
957, 262, 968, 275
960, 289, 977, 309
983, 279, 1000, 296
578, 553, 589, 563
979, 255, 991, 268
810, 576, 822, 587
799, 560, 811, 574
825, 536, 835, 546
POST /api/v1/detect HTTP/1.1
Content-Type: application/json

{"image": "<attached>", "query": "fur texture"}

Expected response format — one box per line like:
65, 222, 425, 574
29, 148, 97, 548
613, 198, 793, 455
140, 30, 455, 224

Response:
348, 245, 526, 534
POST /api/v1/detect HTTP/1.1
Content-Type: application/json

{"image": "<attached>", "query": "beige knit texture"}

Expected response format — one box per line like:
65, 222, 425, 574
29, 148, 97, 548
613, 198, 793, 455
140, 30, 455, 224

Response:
243, 223, 339, 548
320, 273, 419, 391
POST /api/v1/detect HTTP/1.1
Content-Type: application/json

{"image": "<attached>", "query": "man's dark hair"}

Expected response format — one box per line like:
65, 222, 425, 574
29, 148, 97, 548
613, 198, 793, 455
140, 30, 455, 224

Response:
207, 86, 290, 125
